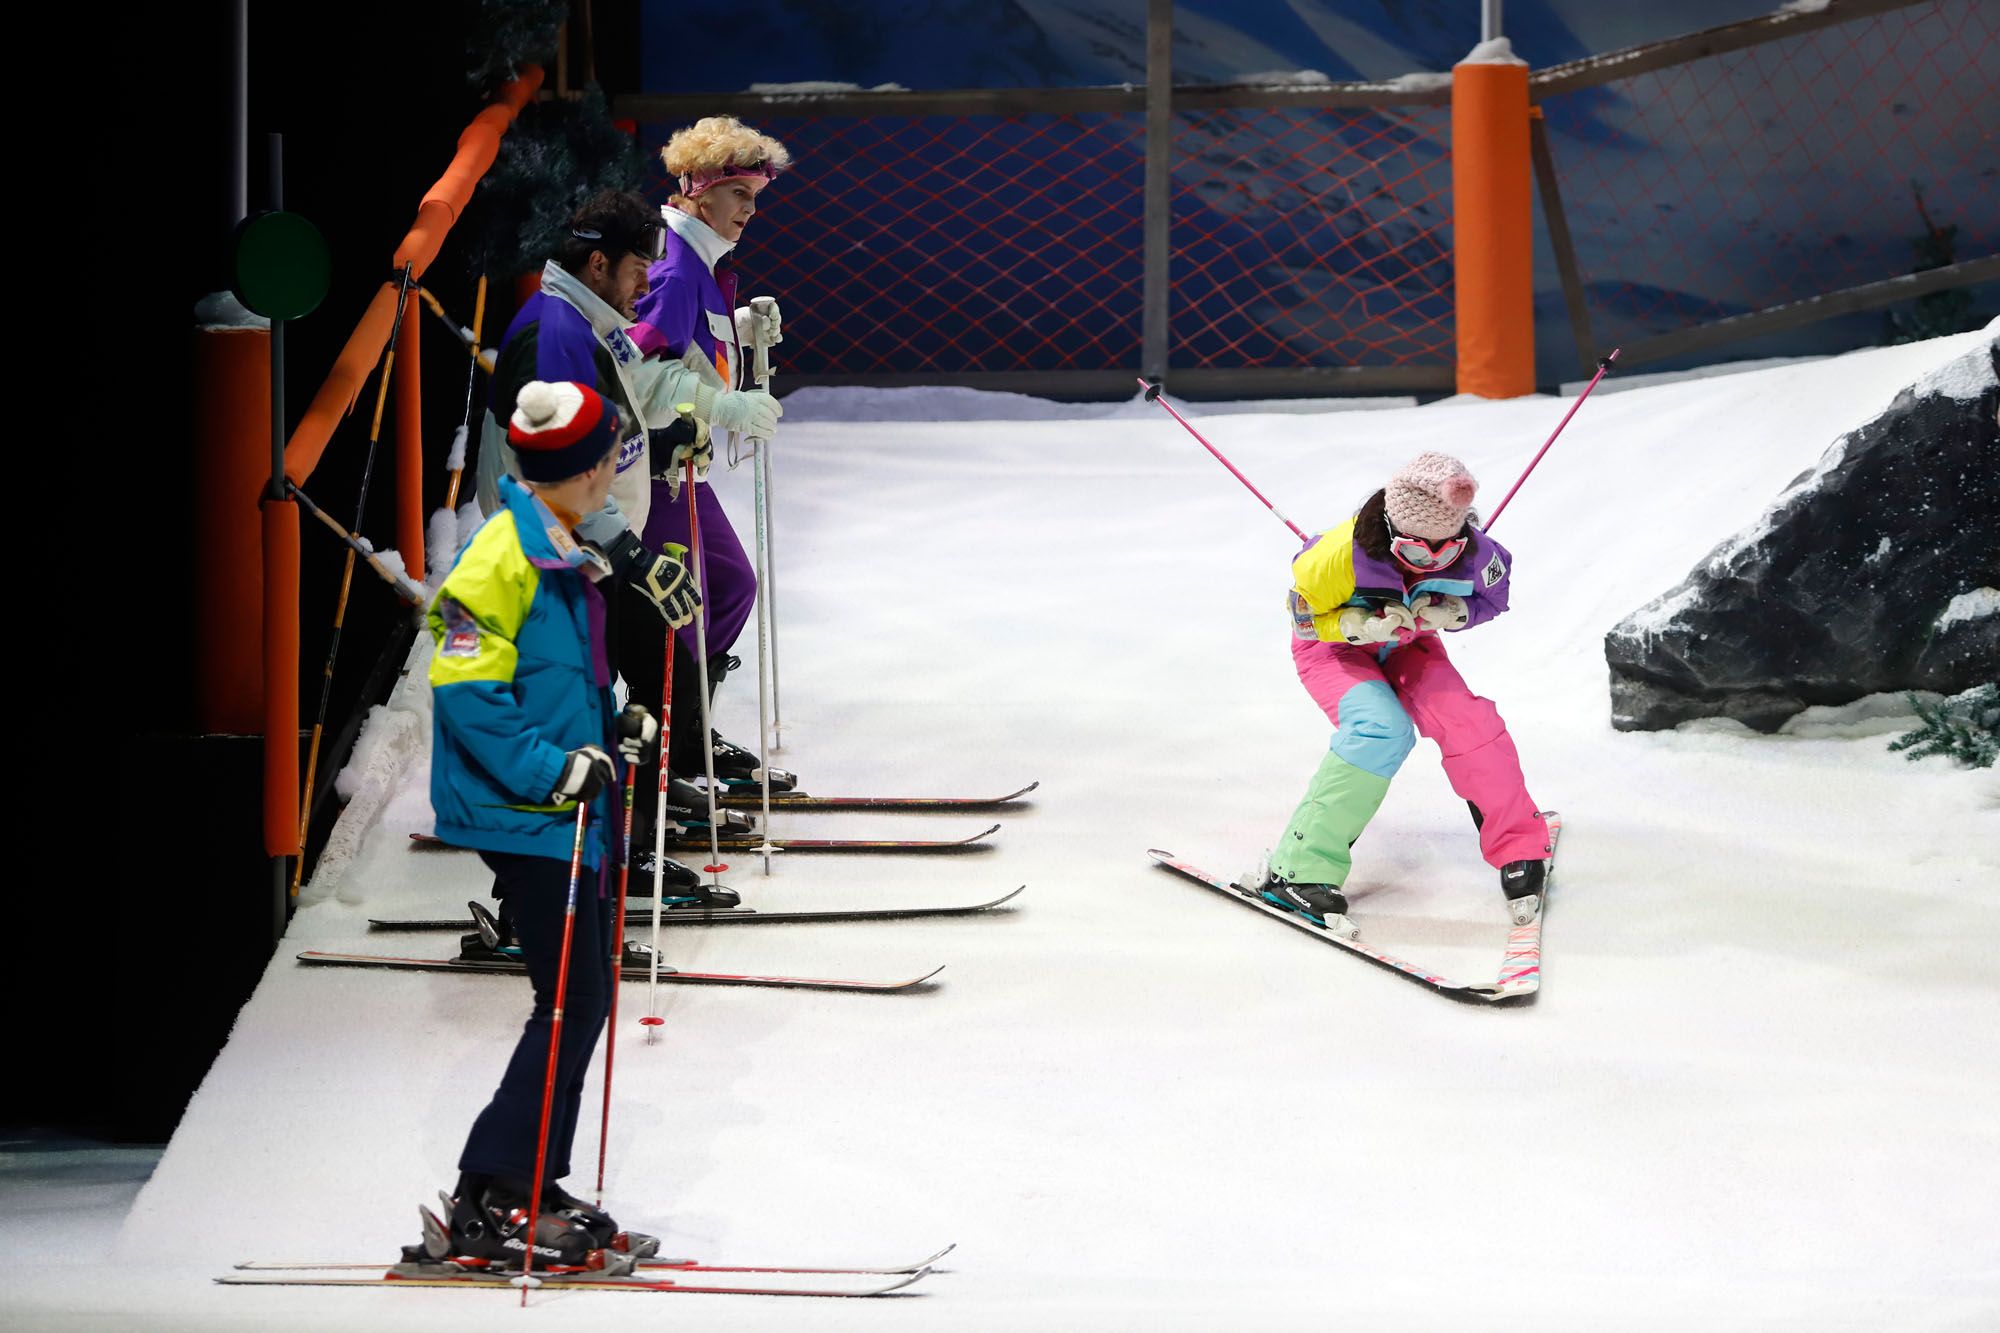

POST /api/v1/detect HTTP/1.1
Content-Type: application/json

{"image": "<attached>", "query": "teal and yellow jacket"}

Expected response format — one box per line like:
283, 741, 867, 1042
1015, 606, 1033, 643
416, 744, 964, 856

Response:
428, 473, 619, 869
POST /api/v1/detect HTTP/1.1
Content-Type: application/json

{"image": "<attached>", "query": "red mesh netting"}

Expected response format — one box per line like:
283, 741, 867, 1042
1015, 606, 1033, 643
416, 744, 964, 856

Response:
642, 103, 1454, 377
1169, 105, 1454, 369
1536, 0, 1999, 347
646, 114, 1147, 376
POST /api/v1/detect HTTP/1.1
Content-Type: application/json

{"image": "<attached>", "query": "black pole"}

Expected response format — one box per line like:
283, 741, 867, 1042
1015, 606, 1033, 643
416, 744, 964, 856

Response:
268, 131, 289, 945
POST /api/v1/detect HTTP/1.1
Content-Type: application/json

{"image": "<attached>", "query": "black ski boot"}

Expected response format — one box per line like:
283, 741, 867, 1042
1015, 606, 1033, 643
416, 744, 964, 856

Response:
1262, 876, 1350, 927
708, 732, 798, 792
626, 852, 742, 910
666, 775, 757, 833
1500, 859, 1546, 925
459, 902, 519, 962
443, 1182, 601, 1272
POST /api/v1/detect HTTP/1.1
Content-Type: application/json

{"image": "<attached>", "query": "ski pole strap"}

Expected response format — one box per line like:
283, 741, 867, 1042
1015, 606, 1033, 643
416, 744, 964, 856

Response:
1138, 378, 1310, 544
1484, 348, 1620, 533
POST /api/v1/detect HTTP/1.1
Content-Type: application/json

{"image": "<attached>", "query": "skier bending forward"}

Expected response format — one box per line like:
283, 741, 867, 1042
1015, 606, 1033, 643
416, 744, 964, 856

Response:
1253, 451, 1553, 936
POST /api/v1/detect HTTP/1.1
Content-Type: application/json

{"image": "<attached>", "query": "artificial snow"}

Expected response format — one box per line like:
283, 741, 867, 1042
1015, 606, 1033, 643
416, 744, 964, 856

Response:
1458, 37, 1525, 67
28, 327, 1998, 1331
1938, 586, 1999, 631
745, 80, 909, 96
193, 290, 270, 331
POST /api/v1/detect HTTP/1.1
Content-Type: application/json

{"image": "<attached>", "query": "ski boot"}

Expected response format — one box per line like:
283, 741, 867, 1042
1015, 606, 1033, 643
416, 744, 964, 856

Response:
459, 901, 520, 963
628, 850, 741, 909
541, 1181, 662, 1258
708, 734, 797, 793
1244, 855, 1358, 939
618, 939, 681, 975
438, 1184, 614, 1274
1500, 859, 1546, 926
663, 775, 758, 834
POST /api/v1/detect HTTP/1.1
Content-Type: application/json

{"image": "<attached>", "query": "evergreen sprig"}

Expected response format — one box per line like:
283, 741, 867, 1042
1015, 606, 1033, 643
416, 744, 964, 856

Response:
470, 0, 568, 93
1888, 683, 1999, 769
471, 84, 644, 280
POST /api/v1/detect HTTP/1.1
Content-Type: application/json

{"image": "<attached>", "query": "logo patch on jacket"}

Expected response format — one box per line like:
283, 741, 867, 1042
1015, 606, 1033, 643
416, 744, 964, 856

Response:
616, 432, 646, 473
605, 327, 640, 366
1482, 553, 1506, 589
439, 598, 482, 658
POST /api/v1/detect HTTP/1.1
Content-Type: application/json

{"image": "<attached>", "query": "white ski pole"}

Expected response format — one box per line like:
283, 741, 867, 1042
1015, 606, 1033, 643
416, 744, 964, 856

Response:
750, 296, 784, 750
683, 457, 728, 891
641, 627, 675, 1045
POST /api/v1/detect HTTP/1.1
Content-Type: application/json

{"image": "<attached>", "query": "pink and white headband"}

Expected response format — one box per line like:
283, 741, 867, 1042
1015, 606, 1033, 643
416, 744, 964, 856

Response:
680, 161, 781, 199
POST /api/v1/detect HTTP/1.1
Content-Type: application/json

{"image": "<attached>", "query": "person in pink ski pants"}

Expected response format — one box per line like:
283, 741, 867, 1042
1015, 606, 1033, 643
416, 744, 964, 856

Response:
1256, 452, 1552, 932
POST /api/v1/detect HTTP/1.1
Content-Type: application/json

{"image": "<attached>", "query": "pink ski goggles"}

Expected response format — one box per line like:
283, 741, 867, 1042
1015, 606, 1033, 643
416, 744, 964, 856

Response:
1387, 528, 1467, 572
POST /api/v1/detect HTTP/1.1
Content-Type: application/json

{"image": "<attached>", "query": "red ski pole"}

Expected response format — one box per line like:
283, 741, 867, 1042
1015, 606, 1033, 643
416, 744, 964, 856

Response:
595, 753, 639, 1207
1484, 349, 1620, 533
1139, 378, 1310, 544
517, 801, 590, 1304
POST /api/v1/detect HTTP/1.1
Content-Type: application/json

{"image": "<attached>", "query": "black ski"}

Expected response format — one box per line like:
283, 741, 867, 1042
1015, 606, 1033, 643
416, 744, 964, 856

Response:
714, 781, 1039, 811
410, 824, 1002, 854
367, 886, 1026, 931
297, 948, 944, 993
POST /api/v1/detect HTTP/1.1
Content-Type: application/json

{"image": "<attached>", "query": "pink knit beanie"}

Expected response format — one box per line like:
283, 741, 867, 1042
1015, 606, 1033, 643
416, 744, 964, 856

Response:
1384, 453, 1478, 540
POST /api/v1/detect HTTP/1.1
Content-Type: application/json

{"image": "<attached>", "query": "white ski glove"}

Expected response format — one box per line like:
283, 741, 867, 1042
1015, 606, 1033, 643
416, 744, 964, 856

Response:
1336, 602, 1416, 645
551, 745, 616, 803
708, 388, 783, 440
1411, 593, 1469, 631
734, 299, 781, 350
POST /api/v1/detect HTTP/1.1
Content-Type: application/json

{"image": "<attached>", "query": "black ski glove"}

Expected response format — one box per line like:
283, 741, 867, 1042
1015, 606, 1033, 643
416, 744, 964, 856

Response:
593, 528, 701, 628
617, 702, 660, 766
649, 404, 712, 482
551, 745, 616, 804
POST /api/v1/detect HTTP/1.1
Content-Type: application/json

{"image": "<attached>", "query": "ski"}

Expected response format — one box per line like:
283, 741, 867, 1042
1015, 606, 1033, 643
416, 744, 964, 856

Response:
216, 1263, 929, 1297
1148, 811, 1561, 1007
297, 949, 945, 993
368, 887, 1027, 931
236, 1243, 956, 1277
714, 781, 1039, 811
410, 824, 1002, 854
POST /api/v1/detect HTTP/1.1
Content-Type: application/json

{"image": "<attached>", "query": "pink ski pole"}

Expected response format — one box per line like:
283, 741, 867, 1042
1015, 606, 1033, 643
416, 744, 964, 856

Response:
1139, 379, 1310, 544
1484, 349, 1620, 533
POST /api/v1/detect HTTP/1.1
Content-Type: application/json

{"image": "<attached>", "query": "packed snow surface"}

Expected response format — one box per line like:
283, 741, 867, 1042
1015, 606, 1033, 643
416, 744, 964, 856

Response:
32, 329, 1998, 1331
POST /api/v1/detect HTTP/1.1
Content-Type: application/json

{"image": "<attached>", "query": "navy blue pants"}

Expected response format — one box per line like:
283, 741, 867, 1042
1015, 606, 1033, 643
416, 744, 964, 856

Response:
458, 850, 615, 1187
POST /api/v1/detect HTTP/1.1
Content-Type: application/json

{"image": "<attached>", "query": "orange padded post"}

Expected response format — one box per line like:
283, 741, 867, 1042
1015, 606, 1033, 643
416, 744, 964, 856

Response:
1452, 54, 1535, 398
194, 323, 272, 734
262, 496, 302, 856
395, 293, 424, 578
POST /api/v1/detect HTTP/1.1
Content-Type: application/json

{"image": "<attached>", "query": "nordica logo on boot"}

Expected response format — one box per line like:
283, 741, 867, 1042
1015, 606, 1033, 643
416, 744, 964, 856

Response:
502, 1236, 572, 1260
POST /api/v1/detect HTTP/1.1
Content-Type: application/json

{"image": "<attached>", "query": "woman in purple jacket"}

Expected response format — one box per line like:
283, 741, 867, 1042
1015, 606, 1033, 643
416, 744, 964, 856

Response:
1250, 453, 1552, 936
627, 116, 792, 790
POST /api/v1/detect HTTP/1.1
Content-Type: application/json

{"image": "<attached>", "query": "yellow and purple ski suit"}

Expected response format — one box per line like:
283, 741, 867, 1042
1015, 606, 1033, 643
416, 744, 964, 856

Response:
1272, 516, 1545, 888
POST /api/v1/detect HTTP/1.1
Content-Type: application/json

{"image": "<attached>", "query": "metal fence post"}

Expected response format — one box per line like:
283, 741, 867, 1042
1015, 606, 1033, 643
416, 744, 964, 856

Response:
1142, 0, 1172, 385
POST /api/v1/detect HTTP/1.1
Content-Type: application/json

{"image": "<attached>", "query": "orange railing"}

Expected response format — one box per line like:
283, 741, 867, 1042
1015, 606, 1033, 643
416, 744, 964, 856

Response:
264, 66, 543, 864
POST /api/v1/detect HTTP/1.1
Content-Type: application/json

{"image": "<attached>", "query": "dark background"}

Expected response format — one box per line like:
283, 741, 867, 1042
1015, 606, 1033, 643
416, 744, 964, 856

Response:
25, 2, 629, 1143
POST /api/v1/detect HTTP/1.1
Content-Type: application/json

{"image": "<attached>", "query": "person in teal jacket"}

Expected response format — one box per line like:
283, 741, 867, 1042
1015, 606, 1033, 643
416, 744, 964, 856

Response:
427, 379, 673, 1269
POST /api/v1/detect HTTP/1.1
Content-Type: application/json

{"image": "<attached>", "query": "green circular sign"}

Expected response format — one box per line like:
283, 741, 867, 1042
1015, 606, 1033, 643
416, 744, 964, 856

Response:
232, 210, 331, 320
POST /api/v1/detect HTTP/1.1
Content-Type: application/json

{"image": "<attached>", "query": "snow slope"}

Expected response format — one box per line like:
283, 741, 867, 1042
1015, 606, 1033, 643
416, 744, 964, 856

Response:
28, 327, 1998, 1331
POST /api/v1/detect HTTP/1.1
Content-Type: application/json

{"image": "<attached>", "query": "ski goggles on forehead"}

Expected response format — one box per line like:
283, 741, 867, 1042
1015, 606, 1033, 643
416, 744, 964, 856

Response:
1387, 529, 1468, 571
571, 220, 667, 263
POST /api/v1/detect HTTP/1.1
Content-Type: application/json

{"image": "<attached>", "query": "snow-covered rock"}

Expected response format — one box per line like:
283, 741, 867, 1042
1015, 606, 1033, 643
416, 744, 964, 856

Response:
1605, 332, 1999, 731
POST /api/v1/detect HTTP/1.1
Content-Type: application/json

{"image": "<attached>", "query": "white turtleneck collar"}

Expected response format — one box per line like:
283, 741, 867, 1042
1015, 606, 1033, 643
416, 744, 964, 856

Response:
661, 206, 736, 275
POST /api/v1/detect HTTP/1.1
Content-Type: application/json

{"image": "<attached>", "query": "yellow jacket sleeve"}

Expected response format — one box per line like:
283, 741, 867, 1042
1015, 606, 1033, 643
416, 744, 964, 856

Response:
429, 511, 540, 689
1290, 518, 1360, 642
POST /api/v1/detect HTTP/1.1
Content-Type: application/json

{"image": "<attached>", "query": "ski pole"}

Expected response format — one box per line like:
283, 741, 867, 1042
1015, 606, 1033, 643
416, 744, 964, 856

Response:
684, 456, 729, 890
517, 800, 590, 1304
1137, 378, 1310, 543
595, 743, 638, 1205
750, 295, 784, 751
442, 272, 488, 513
642, 627, 675, 1045
293, 264, 417, 902
1484, 348, 1620, 533
285, 482, 428, 606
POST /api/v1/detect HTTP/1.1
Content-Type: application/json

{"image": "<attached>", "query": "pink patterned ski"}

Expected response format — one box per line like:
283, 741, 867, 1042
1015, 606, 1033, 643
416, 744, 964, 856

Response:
1148, 811, 1559, 1006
